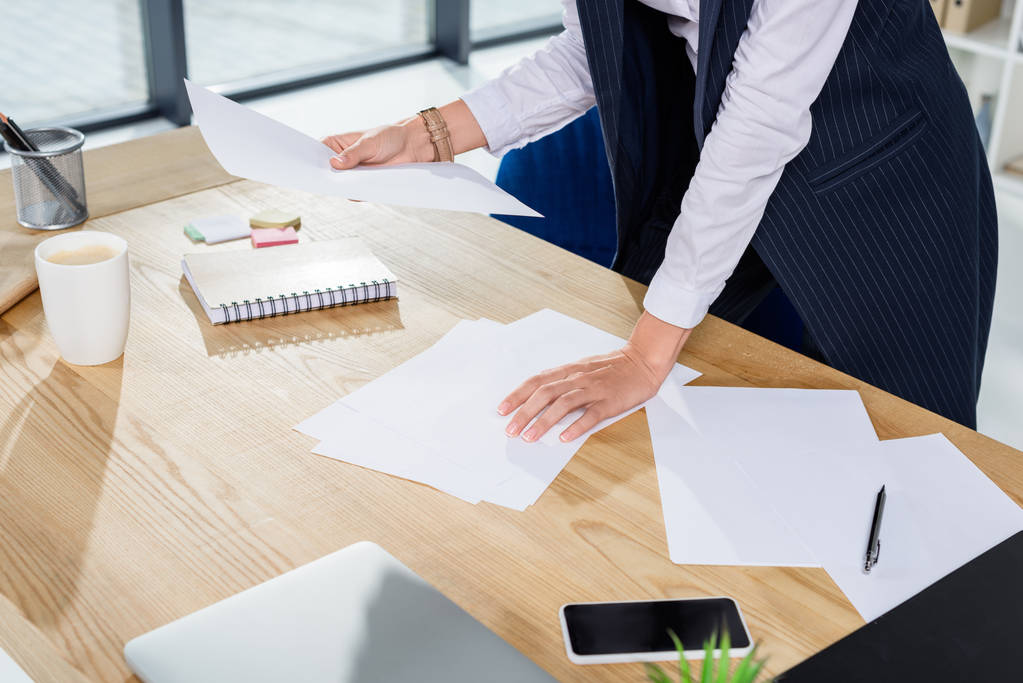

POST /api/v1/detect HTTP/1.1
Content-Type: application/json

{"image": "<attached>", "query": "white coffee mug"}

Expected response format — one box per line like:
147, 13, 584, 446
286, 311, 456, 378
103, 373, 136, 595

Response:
34, 231, 131, 365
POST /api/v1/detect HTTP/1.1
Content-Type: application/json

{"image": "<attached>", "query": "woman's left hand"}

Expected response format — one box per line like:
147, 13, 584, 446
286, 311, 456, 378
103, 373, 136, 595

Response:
498, 311, 692, 443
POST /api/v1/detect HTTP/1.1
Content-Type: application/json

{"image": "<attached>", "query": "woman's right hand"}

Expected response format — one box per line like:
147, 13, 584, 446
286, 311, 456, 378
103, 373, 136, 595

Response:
322, 116, 434, 170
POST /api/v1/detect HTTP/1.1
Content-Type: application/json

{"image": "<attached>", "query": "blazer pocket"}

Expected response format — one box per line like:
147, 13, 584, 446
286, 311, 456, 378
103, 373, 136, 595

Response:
807, 109, 928, 194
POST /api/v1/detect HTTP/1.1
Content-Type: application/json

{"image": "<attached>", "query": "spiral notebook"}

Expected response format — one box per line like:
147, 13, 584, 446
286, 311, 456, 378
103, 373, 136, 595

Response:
182, 238, 397, 325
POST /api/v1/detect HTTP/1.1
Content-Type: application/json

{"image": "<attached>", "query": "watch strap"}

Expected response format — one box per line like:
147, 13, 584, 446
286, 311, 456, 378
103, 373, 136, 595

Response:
417, 107, 454, 162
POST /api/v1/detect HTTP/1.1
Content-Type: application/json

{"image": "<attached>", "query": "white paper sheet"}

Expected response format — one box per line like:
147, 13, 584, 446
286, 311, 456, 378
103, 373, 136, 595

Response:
740, 434, 1023, 620
296, 311, 701, 510
648, 381, 880, 566
341, 310, 699, 509
308, 404, 485, 505
185, 80, 541, 217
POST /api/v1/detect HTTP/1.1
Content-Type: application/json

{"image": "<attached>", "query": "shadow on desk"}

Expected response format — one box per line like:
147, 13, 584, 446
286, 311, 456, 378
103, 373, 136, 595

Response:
176, 277, 405, 358
0, 357, 122, 627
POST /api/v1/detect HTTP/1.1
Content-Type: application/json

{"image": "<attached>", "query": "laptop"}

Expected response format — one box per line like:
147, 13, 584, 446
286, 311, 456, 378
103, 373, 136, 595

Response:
0, 646, 33, 683
124, 542, 557, 683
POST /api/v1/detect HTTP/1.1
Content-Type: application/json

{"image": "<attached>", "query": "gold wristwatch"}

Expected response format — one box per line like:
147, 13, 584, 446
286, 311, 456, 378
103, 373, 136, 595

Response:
417, 107, 454, 162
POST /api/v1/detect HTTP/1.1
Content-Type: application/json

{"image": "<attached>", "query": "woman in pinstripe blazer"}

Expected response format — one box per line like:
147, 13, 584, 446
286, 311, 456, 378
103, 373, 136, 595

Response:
324, 0, 996, 435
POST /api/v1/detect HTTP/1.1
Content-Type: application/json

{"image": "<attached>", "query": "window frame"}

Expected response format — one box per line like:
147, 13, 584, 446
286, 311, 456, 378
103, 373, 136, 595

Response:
17, 0, 560, 136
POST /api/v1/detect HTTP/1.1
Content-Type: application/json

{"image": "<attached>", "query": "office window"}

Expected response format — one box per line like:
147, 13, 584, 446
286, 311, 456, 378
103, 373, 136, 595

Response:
1, 0, 148, 126
184, 0, 432, 87
470, 0, 561, 39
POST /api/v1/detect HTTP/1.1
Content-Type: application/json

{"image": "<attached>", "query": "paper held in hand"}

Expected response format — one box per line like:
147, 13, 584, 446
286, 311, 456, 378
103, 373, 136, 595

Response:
184, 80, 542, 217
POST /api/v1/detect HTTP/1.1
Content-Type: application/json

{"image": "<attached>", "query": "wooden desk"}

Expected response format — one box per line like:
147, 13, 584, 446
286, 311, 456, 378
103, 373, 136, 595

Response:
1, 129, 1020, 682
0, 126, 236, 314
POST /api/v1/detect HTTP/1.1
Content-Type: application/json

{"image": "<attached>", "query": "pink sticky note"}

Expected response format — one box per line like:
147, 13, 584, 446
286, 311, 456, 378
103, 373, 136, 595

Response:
251, 226, 298, 248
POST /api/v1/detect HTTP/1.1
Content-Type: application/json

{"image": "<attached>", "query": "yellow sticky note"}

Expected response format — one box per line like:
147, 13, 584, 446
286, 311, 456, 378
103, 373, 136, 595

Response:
250, 209, 301, 230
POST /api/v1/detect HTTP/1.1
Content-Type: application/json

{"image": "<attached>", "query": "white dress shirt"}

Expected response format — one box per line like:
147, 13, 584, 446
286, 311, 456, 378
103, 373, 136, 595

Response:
461, 0, 858, 329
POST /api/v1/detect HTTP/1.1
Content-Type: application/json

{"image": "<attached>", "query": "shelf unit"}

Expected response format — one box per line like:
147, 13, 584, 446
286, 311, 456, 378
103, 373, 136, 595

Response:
942, 0, 1023, 195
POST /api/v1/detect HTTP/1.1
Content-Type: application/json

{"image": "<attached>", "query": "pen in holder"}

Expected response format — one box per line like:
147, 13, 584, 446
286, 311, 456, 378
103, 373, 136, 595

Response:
4, 126, 89, 230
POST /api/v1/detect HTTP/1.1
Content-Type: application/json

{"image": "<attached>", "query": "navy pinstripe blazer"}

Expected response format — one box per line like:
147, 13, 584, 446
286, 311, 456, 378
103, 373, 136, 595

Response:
576, 0, 997, 428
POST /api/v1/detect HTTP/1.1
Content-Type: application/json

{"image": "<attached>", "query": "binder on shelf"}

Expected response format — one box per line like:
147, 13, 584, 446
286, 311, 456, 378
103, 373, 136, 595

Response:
182, 237, 398, 325
1005, 154, 1023, 177
929, 0, 949, 26
942, 0, 1002, 33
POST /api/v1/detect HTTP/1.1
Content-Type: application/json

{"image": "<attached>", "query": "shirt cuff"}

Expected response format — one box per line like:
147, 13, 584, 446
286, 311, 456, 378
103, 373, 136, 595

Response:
459, 85, 524, 157
643, 267, 725, 329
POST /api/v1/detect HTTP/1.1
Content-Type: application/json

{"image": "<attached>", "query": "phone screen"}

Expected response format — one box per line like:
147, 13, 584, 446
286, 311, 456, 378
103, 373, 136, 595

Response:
562, 598, 749, 656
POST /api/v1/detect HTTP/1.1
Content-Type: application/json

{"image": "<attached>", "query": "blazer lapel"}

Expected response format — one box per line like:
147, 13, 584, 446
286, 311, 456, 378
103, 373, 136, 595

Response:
576, 0, 626, 165
693, 0, 722, 147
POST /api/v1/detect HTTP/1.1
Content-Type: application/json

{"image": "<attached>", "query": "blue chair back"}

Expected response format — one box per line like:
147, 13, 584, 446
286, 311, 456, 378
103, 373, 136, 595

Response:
492, 109, 617, 267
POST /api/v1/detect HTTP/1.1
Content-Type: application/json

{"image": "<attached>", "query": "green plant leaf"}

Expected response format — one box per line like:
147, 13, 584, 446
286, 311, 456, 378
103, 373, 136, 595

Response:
668, 630, 692, 683
733, 645, 776, 683
746, 659, 767, 683
715, 629, 731, 683
645, 662, 674, 683
700, 632, 716, 683
648, 627, 773, 683
731, 645, 758, 682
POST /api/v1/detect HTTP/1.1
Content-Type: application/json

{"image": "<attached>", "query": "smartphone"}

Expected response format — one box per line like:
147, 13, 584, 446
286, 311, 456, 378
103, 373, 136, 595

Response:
559, 596, 753, 665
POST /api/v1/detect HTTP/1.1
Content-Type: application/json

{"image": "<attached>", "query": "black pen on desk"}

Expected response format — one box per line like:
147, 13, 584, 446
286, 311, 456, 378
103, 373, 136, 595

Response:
863, 484, 886, 574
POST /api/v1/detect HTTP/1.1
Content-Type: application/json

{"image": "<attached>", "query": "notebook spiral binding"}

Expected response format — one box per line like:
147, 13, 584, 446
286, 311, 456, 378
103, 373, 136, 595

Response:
217, 278, 393, 324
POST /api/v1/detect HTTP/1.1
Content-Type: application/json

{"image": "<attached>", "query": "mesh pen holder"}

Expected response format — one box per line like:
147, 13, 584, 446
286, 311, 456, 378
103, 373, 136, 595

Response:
5, 127, 89, 230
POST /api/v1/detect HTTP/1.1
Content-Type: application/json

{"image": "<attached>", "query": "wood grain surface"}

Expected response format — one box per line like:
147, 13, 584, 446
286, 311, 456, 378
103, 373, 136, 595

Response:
0, 596, 91, 683
1, 177, 1020, 683
0, 126, 235, 315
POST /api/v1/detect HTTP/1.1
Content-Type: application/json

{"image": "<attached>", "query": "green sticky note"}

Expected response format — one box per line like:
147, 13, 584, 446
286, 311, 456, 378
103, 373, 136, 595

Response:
184, 223, 205, 242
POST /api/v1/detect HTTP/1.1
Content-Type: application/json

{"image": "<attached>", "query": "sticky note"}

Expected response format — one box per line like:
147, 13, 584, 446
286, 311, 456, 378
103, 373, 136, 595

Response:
187, 215, 251, 244
250, 209, 301, 230
184, 223, 205, 242
251, 226, 299, 248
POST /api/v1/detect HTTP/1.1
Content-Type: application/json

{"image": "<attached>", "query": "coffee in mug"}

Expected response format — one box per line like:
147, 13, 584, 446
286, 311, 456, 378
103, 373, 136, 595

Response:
34, 231, 131, 366
45, 244, 120, 266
